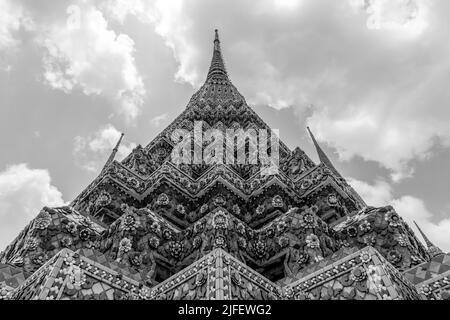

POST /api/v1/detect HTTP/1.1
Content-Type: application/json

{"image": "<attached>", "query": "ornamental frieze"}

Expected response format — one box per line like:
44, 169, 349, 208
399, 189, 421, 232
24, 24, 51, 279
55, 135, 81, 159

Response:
1, 30, 443, 302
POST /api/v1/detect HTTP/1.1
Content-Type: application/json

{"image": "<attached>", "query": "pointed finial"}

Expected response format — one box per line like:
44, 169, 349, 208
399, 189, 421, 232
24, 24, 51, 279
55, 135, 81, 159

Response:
213, 29, 221, 52
413, 221, 443, 257
71, 132, 125, 208
307, 127, 340, 177
115, 133, 125, 150
307, 126, 366, 207
207, 29, 228, 81
102, 132, 124, 172
215, 29, 219, 42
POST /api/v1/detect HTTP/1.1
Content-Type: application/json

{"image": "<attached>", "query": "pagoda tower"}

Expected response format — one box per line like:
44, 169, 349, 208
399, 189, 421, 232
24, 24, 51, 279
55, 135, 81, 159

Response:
0, 31, 448, 301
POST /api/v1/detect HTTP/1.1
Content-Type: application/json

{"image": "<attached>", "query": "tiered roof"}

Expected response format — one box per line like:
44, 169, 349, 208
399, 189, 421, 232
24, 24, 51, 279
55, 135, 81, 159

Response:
0, 30, 442, 301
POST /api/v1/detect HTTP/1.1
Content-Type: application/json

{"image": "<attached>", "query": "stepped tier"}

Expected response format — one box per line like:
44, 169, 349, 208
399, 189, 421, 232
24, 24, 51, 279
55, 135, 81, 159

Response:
0, 30, 445, 300
0, 204, 432, 291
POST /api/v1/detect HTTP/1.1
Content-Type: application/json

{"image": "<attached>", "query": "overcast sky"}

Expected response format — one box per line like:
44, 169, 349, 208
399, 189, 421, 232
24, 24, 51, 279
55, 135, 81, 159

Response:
1, 0, 450, 251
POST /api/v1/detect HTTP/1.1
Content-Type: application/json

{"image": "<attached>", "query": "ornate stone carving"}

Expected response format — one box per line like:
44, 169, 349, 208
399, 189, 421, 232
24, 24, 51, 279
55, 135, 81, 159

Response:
0, 30, 439, 301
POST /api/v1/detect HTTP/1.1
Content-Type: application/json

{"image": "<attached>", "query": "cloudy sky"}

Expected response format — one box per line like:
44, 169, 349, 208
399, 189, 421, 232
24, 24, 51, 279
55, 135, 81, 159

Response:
1, 0, 450, 251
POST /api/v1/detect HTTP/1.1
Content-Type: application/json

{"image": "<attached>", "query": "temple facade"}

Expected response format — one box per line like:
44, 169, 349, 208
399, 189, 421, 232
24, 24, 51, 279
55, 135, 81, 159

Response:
0, 31, 449, 301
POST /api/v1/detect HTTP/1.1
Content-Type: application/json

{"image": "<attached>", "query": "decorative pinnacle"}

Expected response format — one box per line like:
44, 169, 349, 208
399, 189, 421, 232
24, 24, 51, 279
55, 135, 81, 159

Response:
413, 221, 443, 257
102, 132, 124, 172
215, 29, 219, 42
207, 29, 228, 81
213, 29, 220, 52
307, 127, 340, 177
307, 126, 367, 207
113, 133, 125, 152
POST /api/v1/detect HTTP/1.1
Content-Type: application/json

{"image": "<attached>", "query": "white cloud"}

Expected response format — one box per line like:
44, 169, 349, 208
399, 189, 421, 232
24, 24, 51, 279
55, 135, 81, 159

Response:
300, 0, 450, 181
347, 178, 393, 206
272, 0, 303, 11
74, 124, 136, 172
103, 0, 208, 86
0, 0, 33, 72
391, 196, 450, 252
349, 177, 450, 251
0, 0, 33, 50
150, 113, 168, 127
100, 0, 153, 24
40, 2, 145, 121
307, 106, 435, 181
348, 0, 428, 38
0, 164, 65, 250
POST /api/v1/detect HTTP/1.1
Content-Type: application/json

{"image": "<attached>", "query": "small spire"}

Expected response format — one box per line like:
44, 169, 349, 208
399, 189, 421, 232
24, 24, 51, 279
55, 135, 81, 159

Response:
214, 29, 220, 51
214, 28, 219, 42
207, 29, 228, 81
307, 127, 341, 178
307, 126, 366, 207
414, 221, 443, 258
102, 133, 124, 172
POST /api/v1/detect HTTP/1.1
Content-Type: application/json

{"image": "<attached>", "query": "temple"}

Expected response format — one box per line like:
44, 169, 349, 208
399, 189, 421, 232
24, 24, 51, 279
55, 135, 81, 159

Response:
0, 31, 448, 301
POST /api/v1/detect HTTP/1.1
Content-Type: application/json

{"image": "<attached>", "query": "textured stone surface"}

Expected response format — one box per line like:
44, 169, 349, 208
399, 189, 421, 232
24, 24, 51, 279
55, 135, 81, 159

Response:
284, 246, 422, 300
0, 30, 443, 300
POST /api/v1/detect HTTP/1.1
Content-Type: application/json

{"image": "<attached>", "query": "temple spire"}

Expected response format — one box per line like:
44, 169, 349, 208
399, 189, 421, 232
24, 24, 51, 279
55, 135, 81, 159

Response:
214, 29, 220, 50
307, 127, 342, 178
206, 29, 228, 81
413, 221, 443, 258
102, 133, 124, 172
307, 126, 367, 208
